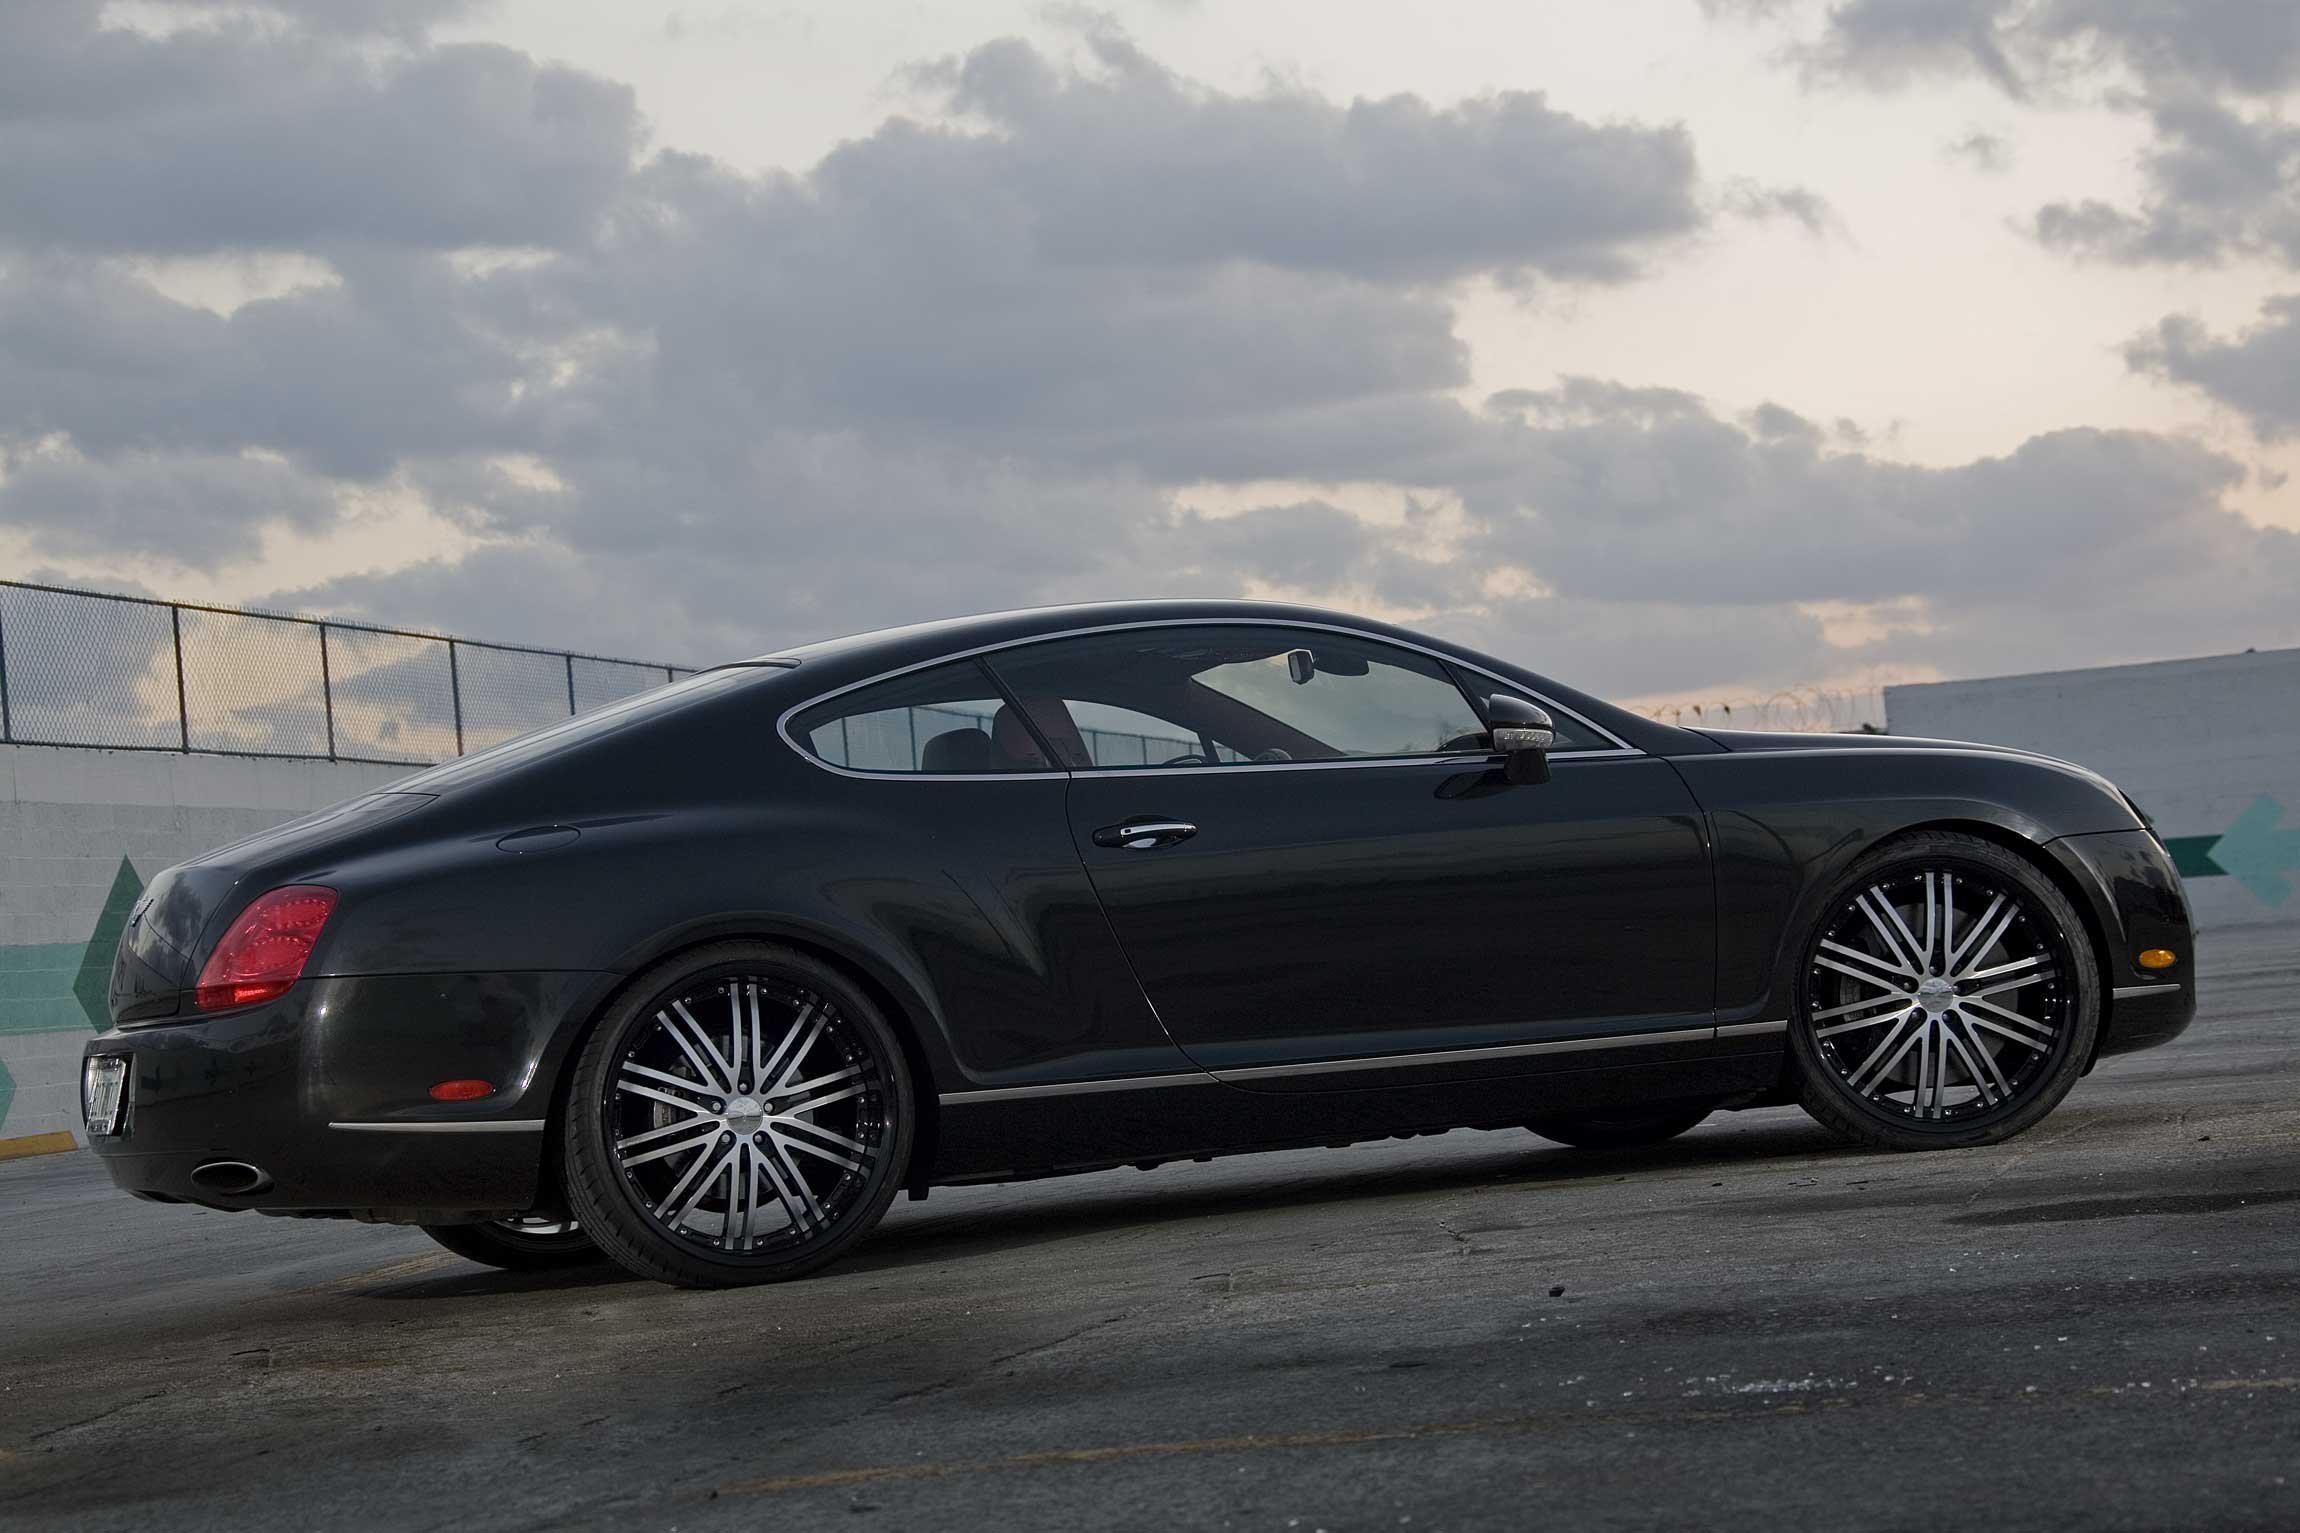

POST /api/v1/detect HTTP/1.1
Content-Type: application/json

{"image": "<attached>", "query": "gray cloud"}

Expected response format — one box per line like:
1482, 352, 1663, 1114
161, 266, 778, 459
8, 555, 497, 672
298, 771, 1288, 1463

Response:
2126, 295, 2300, 439
4, 12, 2295, 703
1802, 0, 2029, 95
2034, 94, 2300, 266
1942, 127, 2014, 171
0, 3, 639, 254
908, 30, 1704, 284
1781, 1, 2300, 269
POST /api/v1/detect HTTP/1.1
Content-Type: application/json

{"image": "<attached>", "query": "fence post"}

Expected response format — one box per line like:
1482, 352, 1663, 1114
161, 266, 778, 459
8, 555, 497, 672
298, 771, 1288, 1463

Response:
319, 623, 337, 761
564, 653, 577, 715
447, 639, 465, 756
0, 588, 12, 742
171, 605, 190, 751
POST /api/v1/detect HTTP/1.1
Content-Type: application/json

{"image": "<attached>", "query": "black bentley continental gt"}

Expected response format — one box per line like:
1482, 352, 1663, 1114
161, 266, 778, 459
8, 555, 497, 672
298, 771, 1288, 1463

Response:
83, 601, 2195, 1286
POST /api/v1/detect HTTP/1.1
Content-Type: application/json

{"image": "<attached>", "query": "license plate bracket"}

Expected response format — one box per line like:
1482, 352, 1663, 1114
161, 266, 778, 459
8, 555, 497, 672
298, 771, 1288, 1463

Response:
83, 1055, 130, 1137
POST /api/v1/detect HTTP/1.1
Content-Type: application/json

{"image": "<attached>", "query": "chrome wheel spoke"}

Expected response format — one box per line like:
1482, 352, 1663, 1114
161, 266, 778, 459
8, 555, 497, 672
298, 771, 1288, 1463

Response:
665, 1143, 739, 1230
1813, 988, 1910, 1022
1847, 1010, 1923, 1094
617, 1077, 718, 1117
761, 1006, 826, 1094
1945, 1016, 2011, 1104
618, 1117, 717, 1157
775, 1126, 868, 1174
1816, 943, 1910, 989
756, 1140, 825, 1232
1967, 967, 2053, 1001
1861, 889, 1928, 974
619, 1127, 720, 1169
1961, 995, 2057, 1052
1945, 896, 2016, 975
621, 1059, 718, 1103
778, 1114, 870, 1158
662, 1001, 735, 1093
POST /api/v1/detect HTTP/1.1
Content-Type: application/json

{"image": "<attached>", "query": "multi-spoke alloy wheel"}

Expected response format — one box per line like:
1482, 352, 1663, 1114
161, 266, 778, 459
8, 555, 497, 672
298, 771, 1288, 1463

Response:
1789, 831, 2099, 1150
420, 1214, 604, 1272
564, 942, 913, 1287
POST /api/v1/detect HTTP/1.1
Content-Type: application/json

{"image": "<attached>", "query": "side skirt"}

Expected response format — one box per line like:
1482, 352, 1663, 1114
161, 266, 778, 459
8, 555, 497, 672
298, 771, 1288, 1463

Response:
924, 1048, 1786, 1186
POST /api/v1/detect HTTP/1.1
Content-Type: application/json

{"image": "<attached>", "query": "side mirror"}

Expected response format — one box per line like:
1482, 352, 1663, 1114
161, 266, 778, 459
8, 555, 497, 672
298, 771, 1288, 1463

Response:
1485, 694, 1555, 785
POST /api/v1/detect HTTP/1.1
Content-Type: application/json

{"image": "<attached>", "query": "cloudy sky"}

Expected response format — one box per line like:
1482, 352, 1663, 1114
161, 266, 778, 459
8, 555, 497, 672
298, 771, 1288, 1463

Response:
3, 0, 2297, 711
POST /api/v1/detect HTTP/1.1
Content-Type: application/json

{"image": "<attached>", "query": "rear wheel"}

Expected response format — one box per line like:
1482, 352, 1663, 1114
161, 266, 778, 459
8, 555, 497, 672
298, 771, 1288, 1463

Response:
1526, 1103, 1713, 1150
421, 1216, 603, 1271
563, 942, 913, 1288
1789, 831, 2099, 1151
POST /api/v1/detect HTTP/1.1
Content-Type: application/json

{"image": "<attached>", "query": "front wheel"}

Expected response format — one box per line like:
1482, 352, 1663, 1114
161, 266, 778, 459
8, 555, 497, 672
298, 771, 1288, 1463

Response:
1526, 1103, 1713, 1150
421, 1216, 604, 1271
562, 942, 914, 1288
1789, 831, 2100, 1151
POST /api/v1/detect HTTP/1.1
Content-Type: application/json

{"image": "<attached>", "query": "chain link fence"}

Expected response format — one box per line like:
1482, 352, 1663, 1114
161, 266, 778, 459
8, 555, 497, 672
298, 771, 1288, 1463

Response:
0, 580, 696, 766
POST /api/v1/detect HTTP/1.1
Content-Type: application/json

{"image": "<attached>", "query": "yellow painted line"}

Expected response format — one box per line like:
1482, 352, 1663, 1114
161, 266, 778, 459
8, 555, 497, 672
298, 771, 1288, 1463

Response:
0, 1131, 78, 1161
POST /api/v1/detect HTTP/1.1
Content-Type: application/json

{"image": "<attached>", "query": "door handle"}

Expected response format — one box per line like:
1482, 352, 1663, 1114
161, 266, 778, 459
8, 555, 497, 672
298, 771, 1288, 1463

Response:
1092, 820, 1198, 850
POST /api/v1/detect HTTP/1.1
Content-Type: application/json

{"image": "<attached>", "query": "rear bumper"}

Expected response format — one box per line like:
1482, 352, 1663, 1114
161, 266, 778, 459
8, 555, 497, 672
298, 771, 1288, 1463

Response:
2046, 829, 2198, 1060
81, 970, 610, 1219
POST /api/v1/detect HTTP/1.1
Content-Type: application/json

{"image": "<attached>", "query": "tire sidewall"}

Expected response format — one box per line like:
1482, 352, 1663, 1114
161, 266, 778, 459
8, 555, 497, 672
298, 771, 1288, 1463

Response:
562, 942, 915, 1286
1788, 835, 2100, 1149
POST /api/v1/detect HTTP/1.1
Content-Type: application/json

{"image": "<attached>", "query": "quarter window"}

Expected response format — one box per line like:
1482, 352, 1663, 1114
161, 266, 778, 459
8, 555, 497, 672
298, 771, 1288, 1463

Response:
790, 661, 1050, 774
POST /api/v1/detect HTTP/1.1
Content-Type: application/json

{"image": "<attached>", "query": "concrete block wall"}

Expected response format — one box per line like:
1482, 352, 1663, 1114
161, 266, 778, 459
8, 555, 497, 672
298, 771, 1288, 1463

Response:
1886, 645, 2300, 931
0, 744, 410, 1148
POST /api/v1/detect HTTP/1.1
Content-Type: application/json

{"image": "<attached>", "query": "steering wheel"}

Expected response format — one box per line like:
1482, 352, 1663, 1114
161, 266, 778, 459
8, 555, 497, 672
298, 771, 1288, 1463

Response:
1159, 752, 1212, 767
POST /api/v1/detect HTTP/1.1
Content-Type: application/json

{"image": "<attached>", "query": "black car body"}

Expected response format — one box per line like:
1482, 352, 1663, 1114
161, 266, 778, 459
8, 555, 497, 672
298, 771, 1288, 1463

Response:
83, 600, 2196, 1285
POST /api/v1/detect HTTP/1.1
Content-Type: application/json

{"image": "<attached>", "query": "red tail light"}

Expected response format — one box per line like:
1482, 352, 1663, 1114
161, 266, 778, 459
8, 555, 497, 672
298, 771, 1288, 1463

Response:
195, 885, 338, 1012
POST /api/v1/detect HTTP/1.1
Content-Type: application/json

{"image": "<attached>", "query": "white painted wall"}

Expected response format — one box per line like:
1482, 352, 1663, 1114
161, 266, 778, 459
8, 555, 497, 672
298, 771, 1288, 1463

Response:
0, 744, 409, 1146
1886, 646, 2300, 931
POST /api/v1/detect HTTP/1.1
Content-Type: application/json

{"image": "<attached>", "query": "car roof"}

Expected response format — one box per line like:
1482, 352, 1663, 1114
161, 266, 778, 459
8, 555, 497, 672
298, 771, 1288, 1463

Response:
743, 598, 1714, 758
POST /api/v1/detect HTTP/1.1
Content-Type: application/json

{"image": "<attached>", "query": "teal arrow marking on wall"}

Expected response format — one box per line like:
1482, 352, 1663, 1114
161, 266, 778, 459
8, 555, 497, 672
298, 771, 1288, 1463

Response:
74, 858, 146, 1028
0, 857, 141, 1037
0, 1056, 14, 1132
2209, 794, 2300, 908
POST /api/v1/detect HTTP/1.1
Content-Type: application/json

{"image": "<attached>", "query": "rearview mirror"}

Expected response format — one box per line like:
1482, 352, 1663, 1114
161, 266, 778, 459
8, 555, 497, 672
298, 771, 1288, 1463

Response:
1485, 694, 1555, 785
1285, 647, 1372, 684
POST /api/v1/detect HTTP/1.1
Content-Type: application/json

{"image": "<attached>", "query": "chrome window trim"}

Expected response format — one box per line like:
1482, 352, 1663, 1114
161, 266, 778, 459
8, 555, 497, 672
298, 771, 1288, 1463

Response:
777, 616, 1638, 782
936, 1021, 1786, 1101
328, 1119, 548, 1133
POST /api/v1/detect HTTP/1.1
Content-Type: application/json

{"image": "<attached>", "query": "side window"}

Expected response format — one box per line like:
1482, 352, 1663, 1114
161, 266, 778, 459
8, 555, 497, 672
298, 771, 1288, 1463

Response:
984, 627, 1491, 768
789, 661, 1050, 774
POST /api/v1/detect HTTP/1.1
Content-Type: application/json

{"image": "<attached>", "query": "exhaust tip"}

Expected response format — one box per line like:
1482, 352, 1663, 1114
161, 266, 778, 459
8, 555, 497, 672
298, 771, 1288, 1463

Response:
190, 1160, 273, 1196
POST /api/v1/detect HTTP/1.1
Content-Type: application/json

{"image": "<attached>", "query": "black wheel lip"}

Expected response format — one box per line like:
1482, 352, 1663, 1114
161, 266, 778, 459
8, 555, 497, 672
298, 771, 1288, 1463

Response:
1795, 852, 2082, 1134
579, 954, 911, 1275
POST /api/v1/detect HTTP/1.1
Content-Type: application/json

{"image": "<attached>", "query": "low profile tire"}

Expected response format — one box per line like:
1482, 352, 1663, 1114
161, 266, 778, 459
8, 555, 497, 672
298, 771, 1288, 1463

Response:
562, 942, 914, 1289
1526, 1104, 1713, 1150
1789, 830, 2100, 1152
421, 1216, 604, 1272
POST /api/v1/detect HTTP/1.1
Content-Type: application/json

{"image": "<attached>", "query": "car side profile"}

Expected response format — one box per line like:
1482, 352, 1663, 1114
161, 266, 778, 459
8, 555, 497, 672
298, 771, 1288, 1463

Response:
82, 600, 2197, 1287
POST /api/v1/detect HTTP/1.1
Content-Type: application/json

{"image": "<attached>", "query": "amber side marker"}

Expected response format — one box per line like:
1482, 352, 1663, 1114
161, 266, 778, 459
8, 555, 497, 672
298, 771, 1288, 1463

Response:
2137, 949, 2178, 971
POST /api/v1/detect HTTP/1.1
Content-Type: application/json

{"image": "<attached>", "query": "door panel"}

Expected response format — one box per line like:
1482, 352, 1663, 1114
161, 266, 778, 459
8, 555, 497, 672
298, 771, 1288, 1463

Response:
1064, 755, 1716, 1084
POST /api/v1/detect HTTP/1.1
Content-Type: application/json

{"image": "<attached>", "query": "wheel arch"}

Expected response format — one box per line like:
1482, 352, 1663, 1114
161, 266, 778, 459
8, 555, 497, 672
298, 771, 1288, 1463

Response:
549, 921, 950, 1195
1806, 816, 2120, 1072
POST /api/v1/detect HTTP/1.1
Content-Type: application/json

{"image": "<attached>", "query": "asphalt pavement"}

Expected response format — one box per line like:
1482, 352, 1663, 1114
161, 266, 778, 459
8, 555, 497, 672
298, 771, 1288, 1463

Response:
2, 926, 2294, 1532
